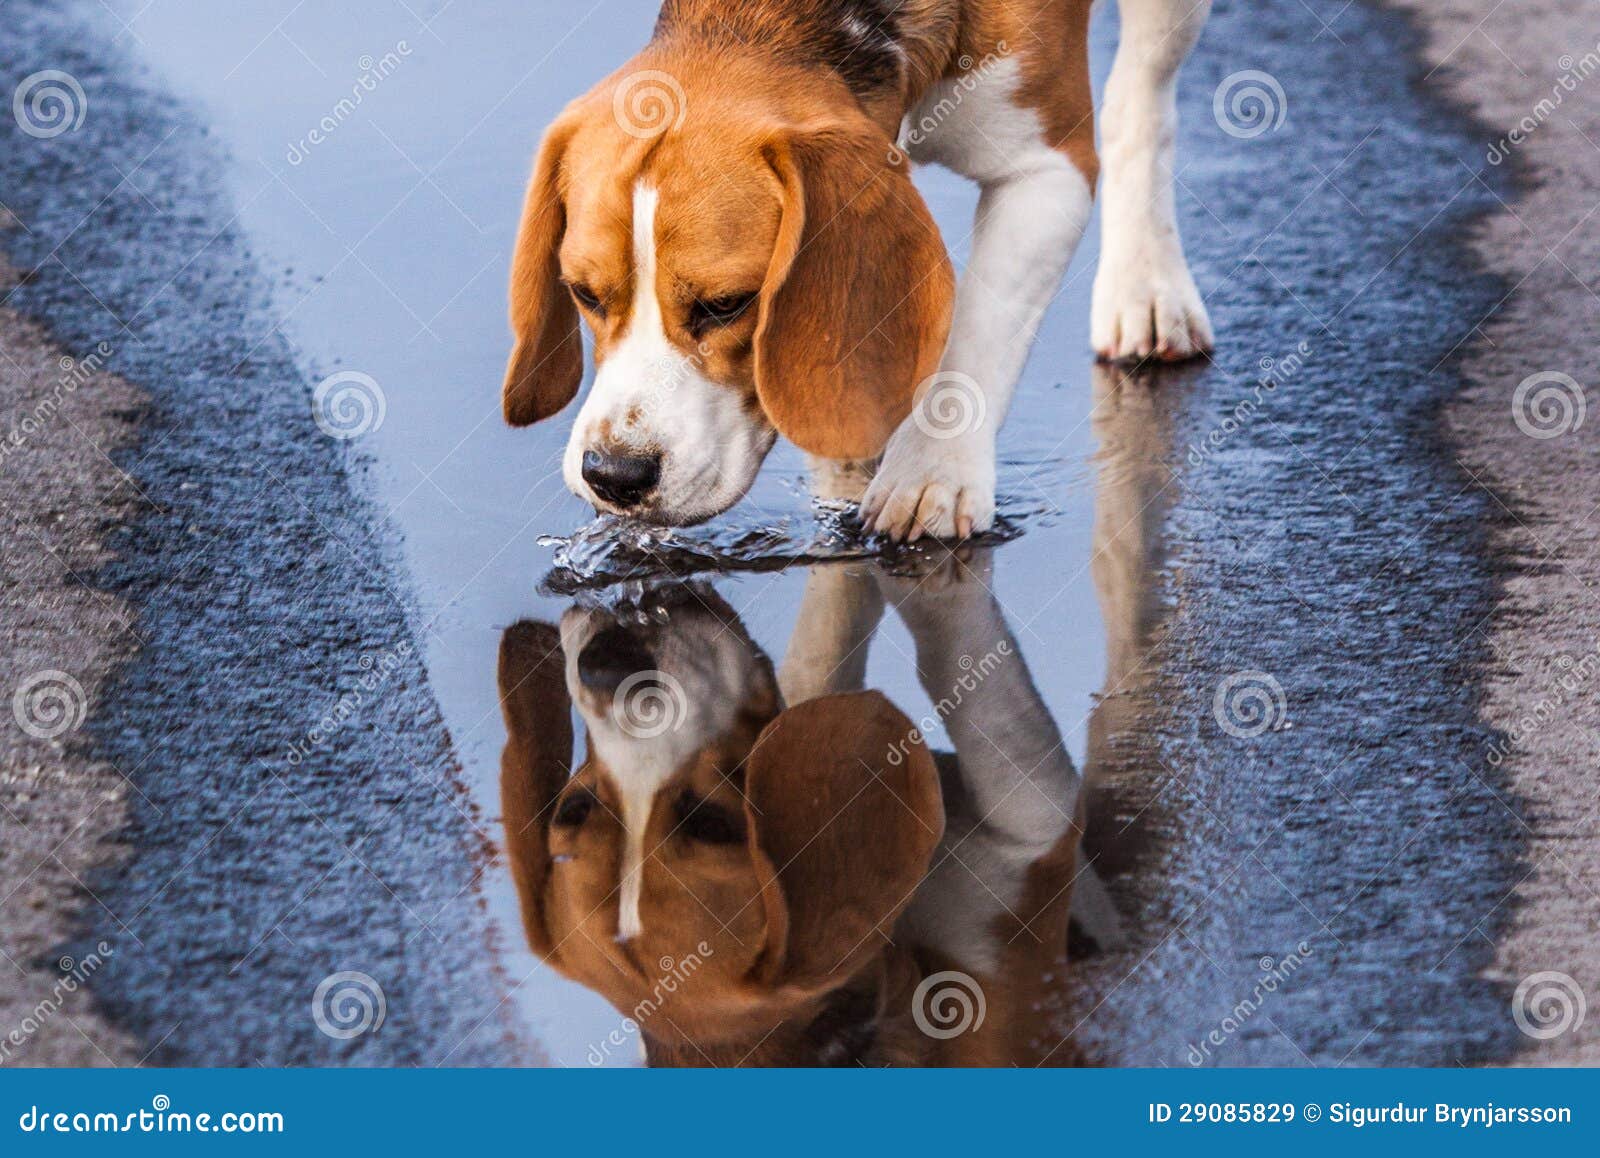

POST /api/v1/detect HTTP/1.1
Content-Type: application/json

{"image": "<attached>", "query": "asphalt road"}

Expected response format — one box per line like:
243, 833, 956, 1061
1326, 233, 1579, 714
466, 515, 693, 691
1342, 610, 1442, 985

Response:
1, 0, 525, 1065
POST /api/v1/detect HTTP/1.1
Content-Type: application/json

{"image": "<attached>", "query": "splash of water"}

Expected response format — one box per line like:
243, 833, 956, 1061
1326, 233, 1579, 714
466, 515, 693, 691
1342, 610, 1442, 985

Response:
538, 460, 1077, 594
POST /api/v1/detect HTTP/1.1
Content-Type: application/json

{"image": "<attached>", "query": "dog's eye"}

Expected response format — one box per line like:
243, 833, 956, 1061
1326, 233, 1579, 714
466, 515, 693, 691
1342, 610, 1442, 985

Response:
567, 283, 605, 317
674, 791, 745, 845
553, 790, 596, 828
687, 292, 757, 336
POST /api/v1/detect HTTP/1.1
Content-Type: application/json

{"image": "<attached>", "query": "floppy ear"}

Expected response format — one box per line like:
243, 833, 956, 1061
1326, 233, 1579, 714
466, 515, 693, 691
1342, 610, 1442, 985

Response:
498, 621, 574, 959
756, 126, 955, 460
742, 691, 944, 992
503, 120, 584, 426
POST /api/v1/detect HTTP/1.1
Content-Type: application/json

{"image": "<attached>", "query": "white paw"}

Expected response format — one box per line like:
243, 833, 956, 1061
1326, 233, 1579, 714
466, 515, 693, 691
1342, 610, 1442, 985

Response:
1091, 251, 1214, 363
860, 429, 995, 543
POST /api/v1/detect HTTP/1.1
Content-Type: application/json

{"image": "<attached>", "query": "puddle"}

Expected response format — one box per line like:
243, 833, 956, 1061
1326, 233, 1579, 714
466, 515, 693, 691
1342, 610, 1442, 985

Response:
74, 0, 1519, 1066
533, 461, 1070, 593
105, 0, 1111, 1064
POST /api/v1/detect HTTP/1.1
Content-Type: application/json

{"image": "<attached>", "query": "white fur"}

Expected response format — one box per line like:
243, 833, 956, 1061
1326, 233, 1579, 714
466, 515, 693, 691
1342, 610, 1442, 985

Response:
564, 182, 775, 524
864, 58, 1095, 539
1091, 0, 1213, 360
887, 566, 1091, 971
559, 606, 771, 942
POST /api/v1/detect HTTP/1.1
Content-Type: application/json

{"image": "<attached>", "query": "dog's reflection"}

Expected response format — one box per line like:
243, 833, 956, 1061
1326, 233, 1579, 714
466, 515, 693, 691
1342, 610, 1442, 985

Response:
499, 553, 1110, 1065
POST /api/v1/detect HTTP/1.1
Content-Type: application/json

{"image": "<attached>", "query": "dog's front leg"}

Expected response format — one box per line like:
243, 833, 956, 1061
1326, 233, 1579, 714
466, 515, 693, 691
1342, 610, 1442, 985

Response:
777, 563, 885, 706
1091, 0, 1214, 361
862, 156, 1094, 541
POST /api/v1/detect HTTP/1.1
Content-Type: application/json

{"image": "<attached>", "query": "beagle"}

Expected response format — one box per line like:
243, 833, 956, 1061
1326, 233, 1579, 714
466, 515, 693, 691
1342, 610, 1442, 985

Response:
498, 554, 1122, 1065
502, 0, 1213, 540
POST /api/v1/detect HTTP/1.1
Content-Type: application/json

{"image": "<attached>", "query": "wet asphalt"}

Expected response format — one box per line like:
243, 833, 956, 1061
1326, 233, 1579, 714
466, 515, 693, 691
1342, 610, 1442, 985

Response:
1073, 1, 1519, 1065
0, 0, 1537, 1065
1, 0, 522, 1065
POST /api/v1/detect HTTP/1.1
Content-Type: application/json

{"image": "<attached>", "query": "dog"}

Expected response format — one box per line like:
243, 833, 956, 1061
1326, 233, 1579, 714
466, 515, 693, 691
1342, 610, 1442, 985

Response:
497, 554, 1126, 1065
502, 0, 1213, 540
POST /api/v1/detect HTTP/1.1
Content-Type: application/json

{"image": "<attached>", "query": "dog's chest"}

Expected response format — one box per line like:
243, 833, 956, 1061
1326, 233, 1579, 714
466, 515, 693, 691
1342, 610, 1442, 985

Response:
901, 55, 1043, 182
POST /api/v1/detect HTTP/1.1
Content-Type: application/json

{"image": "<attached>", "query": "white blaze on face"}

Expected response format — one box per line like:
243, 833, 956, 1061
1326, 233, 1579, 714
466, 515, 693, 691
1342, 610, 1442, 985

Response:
559, 607, 773, 943
564, 181, 775, 525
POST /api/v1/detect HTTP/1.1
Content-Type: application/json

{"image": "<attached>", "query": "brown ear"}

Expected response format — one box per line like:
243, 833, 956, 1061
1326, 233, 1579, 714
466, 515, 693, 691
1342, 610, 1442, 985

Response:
498, 621, 574, 958
756, 126, 955, 460
503, 121, 584, 426
742, 691, 944, 992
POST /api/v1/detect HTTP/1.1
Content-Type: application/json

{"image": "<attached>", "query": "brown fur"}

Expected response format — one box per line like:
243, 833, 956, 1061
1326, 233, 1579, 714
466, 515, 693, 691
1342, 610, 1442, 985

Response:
502, 0, 1096, 457
497, 607, 1084, 1066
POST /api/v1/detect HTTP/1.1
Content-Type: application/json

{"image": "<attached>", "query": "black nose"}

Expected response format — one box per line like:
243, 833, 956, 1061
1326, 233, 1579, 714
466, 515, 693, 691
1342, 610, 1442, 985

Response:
577, 625, 656, 693
581, 450, 661, 509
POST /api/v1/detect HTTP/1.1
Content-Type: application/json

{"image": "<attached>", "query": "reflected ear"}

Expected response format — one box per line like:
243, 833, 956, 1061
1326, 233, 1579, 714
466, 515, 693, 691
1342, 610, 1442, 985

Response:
503, 120, 584, 426
498, 621, 574, 959
743, 691, 944, 992
755, 126, 955, 460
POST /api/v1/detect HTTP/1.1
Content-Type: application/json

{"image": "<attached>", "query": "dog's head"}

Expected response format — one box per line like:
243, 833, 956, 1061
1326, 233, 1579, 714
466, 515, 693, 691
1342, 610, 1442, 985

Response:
497, 593, 944, 1064
501, 49, 955, 524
